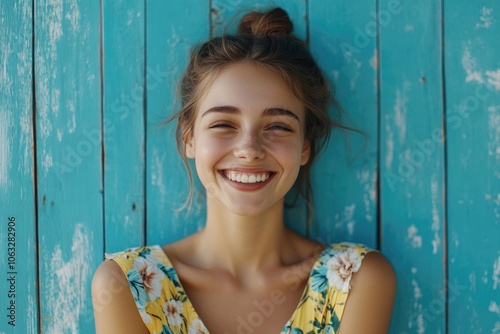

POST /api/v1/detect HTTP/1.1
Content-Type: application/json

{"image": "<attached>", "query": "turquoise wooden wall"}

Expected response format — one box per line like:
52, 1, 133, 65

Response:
0, 0, 499, 333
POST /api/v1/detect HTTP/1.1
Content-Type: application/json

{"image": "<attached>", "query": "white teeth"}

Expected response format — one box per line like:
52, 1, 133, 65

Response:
225, 172, 271, 184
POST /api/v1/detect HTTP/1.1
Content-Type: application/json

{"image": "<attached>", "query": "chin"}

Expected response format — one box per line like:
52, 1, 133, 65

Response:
223, 198, 282, 218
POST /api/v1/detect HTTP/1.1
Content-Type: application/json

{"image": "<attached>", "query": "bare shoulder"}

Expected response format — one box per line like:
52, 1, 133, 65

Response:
356, 251, 397, 284
92, 260, 149, 334
338, 251, 397, 334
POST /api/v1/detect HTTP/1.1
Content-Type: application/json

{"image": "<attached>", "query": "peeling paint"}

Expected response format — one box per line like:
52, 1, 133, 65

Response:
356, 169, 375, 222
166, 25, 181, 49
493, 256, 500, 290
494, 193, 500, 220
489, 301, 500, 315
407, 224, 422, 248
469, 272, 477, 292
486, 69, 500, 91
430, 177, 441, 254
475, 7, 494, 29
0, 12, 13, 188
126, 8, 135, 26
52, 88, 60, 116
0, 111, 12, 188
385, 114, 394, 168
462, 45, 484, 84
48, 0, 63, 58
151, 148, 167, 206
124, 215, 132, 228
19, 110, 32, 177
27, 292, 36, 333
65, 0, 81, 32
409, 279, 425, 334
335, 204, 356, 236
67, 100, 77, 133
487, 106, 500, 159
44, 223, 92, 333
394, 82, 410, 143
482, 270, 489, 284
493, 322, 500, 333
1, 36, 13, 94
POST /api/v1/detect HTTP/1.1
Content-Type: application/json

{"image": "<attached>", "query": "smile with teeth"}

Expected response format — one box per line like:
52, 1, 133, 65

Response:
224, 171, 272, 184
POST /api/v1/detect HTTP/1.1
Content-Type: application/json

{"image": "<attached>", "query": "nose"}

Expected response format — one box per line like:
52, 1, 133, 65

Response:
233, 130, 265, 161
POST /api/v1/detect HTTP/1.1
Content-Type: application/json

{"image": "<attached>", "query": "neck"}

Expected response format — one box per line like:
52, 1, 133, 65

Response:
194, 198, 292, 275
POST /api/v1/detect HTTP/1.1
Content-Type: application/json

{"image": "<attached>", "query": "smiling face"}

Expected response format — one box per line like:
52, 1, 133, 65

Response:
184, 61, 310, 217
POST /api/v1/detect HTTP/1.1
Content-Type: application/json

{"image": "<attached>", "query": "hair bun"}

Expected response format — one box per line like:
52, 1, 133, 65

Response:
238, 8, 293, 37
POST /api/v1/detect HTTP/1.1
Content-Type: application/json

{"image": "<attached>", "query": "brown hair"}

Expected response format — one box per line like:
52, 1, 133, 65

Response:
164, 7, 353, 221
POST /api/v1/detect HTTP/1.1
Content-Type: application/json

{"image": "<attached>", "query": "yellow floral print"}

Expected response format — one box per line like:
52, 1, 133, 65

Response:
106, 242, 374, 334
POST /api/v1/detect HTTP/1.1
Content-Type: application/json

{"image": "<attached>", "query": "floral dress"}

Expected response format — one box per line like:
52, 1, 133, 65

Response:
106, 242, 374, 334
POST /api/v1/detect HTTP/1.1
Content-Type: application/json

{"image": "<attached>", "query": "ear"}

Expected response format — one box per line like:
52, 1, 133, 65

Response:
184, 132, 195, 158
300, 140, 311, 166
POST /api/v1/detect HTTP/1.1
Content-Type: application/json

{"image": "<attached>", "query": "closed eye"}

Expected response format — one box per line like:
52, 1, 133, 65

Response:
209, 122, 234, 129
267, 124, 293, 132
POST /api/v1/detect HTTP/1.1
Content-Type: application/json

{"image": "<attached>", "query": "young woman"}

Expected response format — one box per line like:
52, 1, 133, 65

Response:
92, 8, 397, 334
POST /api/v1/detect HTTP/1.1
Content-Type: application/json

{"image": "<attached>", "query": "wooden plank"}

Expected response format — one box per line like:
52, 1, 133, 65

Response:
146, 1, 210, 245
309, 0, 378, 248
211, 0, 308, 235
444, 1, 500, 332
378, 0, 446, 333
35, 0, 103, 332
0, 1, 38, 333
103, 0, 145, 253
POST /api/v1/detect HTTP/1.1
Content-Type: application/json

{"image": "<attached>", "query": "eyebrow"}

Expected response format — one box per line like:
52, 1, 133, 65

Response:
201, 105, 300, 122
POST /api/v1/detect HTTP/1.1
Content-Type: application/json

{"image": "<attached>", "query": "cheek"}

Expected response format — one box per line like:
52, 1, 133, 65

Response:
268, 140, 304, 167
196, 135, 229, 156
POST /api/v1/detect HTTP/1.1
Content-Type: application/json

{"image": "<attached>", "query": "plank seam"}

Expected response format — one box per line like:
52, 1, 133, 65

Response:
99, 0, 106, 256
32, 0, 41, 332
441, 0, 449, 332
209, 0, 213, 39
143, 0, 148, 247
375, 0, 382, 252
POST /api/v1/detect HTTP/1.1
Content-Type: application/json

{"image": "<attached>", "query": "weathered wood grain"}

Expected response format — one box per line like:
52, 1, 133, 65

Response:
35, 0, 103, 332
309, 0, 378, 248
444, 1, 500, 332
103, 0, 145, 253
379, 0, 446, 333
0, 1, 38, 333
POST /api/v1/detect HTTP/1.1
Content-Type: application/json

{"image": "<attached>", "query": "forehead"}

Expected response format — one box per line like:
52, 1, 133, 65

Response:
197, 61, 305, 117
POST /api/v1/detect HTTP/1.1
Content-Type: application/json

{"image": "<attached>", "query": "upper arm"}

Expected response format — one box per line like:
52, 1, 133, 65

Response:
338, 251, 397, 334
92, 260, 150, 334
